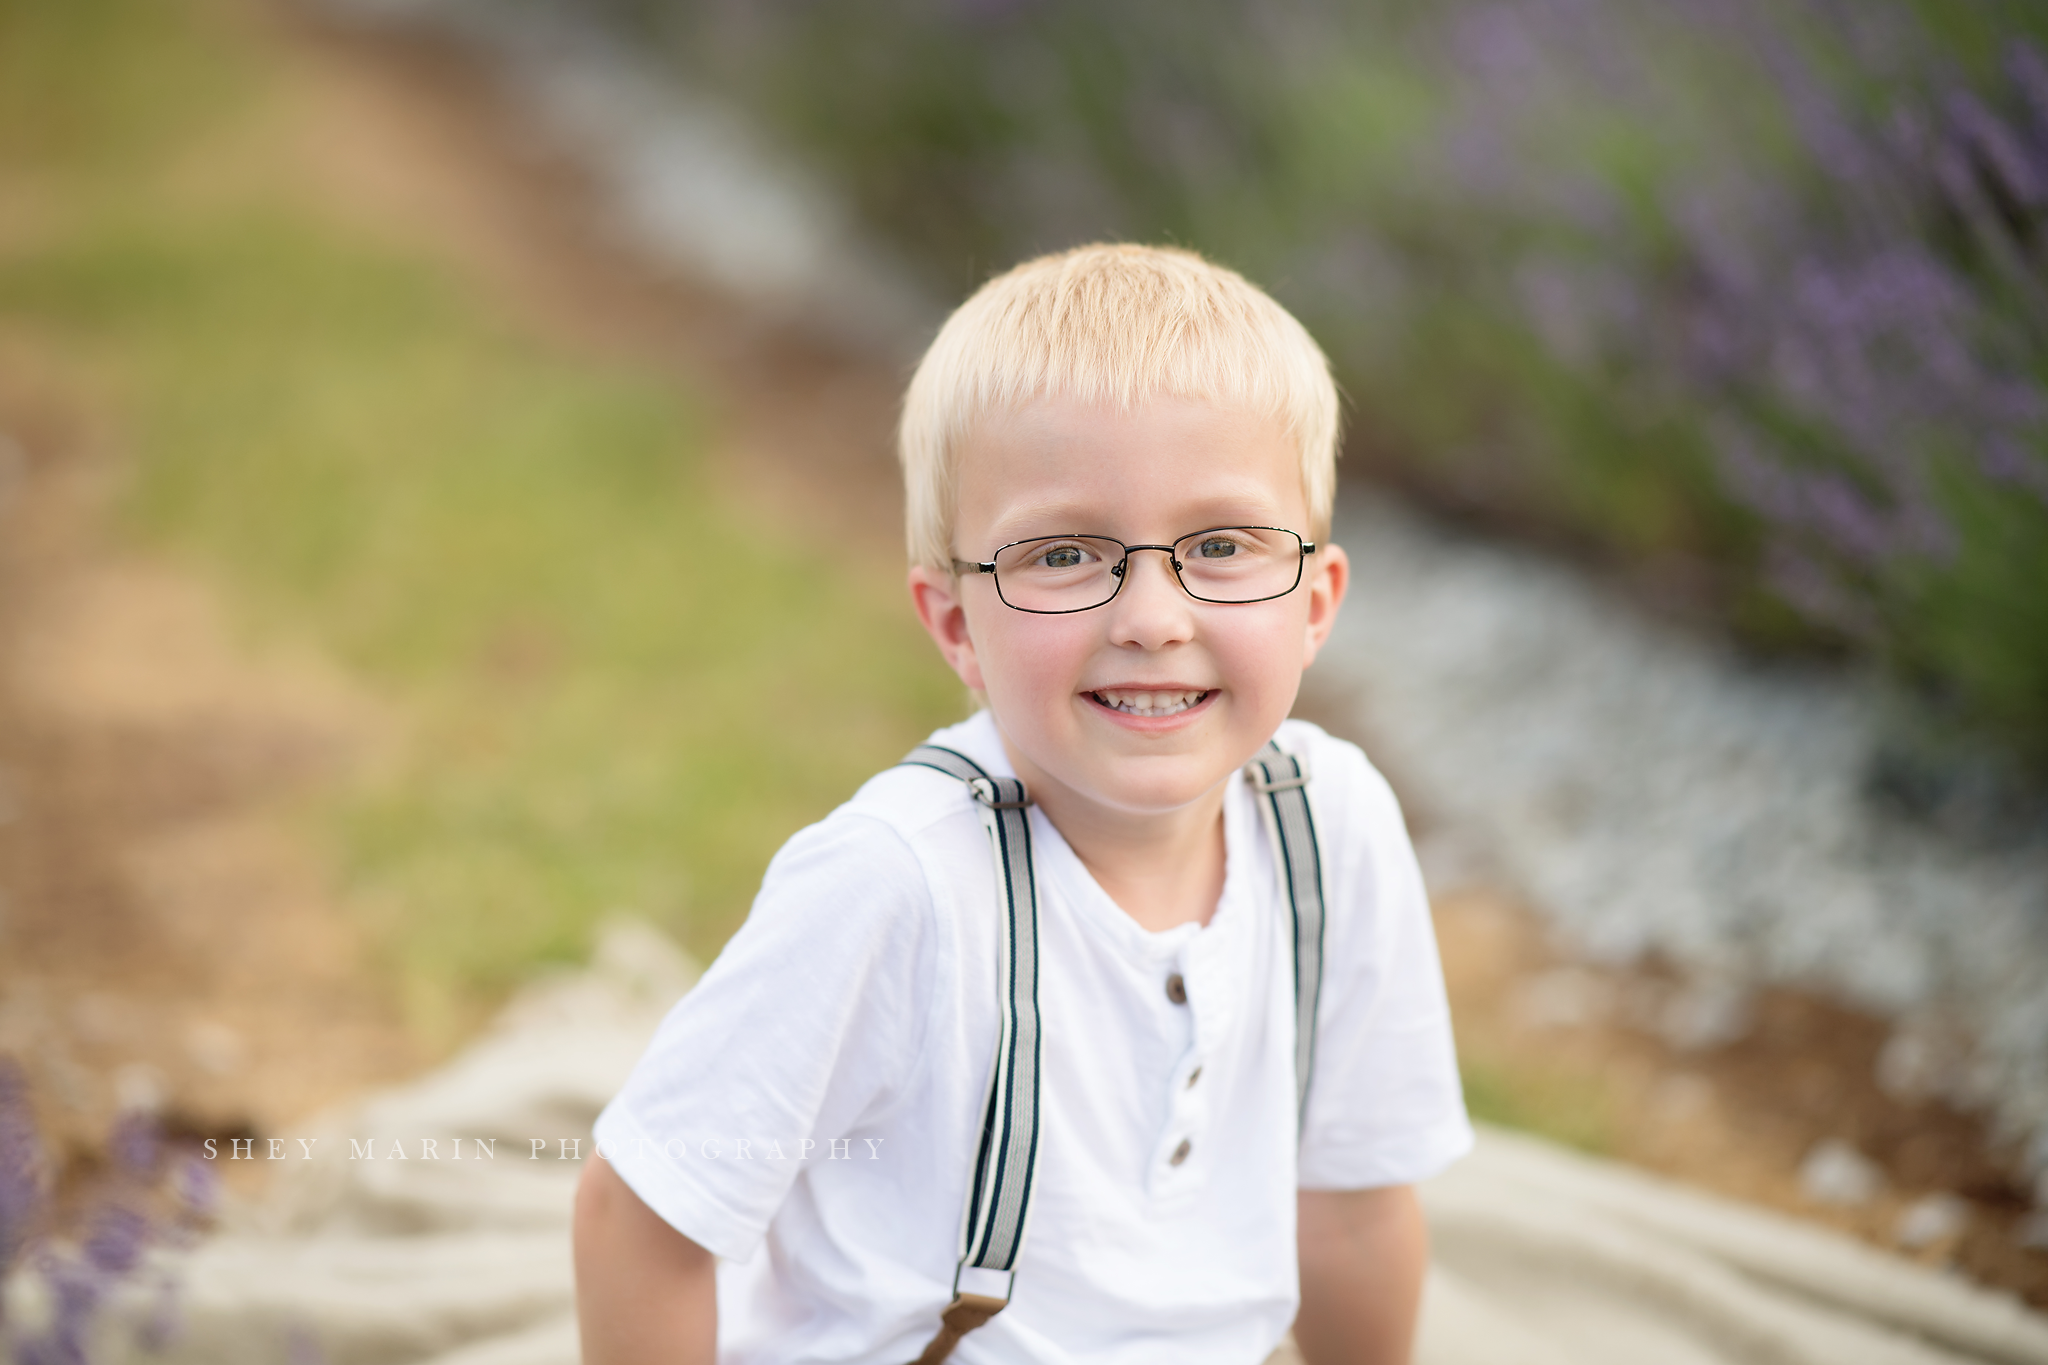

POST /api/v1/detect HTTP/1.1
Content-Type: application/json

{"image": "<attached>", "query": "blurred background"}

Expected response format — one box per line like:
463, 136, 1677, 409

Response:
2, 0, 2045, 1319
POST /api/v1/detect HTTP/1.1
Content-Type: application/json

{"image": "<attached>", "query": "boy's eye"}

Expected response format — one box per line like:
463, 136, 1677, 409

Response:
1196, 537, 1239, 559
1039, 545, 1085, 569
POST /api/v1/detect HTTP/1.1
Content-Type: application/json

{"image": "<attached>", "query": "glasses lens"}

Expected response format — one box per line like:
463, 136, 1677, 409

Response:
993, 536, 1125, 612
1173, 527, 1303, 602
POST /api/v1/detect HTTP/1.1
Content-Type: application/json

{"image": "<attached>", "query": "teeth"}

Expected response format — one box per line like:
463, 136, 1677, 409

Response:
1092, 689, 1207, 717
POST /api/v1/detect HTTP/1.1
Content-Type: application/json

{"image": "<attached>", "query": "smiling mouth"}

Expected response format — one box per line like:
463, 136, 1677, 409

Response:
1087, 688, 1213, 718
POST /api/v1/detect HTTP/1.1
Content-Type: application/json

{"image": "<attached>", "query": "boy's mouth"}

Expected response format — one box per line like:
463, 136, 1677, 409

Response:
1087, 688, 1212, 718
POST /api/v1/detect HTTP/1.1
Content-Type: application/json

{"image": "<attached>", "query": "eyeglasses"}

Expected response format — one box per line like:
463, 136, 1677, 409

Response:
953, 526, 1316, 614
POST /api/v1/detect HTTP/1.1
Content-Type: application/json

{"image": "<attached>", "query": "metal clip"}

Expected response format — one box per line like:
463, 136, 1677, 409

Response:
952, 1261, 1019, 1302
968, 777, 1031, 811
1246, 762, 1309, 794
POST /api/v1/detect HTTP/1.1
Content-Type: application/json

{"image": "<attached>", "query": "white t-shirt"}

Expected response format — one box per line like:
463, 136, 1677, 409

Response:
593, 713, 1471, 1364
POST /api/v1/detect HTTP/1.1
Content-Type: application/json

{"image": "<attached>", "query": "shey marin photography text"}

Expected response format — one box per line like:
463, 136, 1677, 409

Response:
200, 1136, 889, 1162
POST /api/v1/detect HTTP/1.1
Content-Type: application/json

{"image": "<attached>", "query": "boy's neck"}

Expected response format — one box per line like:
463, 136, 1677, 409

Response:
997, 733, 1229, 936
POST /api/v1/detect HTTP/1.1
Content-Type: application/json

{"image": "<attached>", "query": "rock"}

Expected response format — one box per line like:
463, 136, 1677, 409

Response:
1799, 1139, 1885, 1207
1876, 1020, 1972, 1107
1894, 1193, 1969, 1250
1655, 976, 1753, 1052
113, 1063, 167, 1115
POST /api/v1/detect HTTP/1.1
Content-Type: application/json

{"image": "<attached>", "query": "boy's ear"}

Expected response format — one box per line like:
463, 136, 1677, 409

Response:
1299, 542, 1349, 669
908, 564, 988, 692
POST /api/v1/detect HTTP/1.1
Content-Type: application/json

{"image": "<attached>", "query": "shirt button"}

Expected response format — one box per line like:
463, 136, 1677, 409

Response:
1169, 1139, 1192, 1166
1186, 1066, 1202, 1089
1165, 973, 1188, 1005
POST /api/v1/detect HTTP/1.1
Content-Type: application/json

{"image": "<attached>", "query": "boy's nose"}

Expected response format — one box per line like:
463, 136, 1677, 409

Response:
1105, 546, 1195, 644
1112, 545, 1182, 587
1113, 545, 1184, 595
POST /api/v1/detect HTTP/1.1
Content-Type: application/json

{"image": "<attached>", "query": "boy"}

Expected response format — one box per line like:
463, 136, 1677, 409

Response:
574, 244, 1471, 1364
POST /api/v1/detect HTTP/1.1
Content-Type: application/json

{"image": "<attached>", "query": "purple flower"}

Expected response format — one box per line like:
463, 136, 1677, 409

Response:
0, 1068, 205, 1356
1450, 5, 1546, 83
172, 1153, 220, 1225
1947, 88, 2047, 208
0, 1057, 48, 1277
1764, 543, 1878, 638
105, 1111, 160, 1182
1711, 421, 1801, 523
81, 1203, 151, 1278
2009, 40, 2048, 143
1979, 433, 2048, 503
1800, 472, 1893, 565
18, 1252, 100, 1365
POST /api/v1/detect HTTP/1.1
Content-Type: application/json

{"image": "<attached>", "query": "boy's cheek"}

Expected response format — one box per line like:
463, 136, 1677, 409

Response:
1216, 609, 1314, 688
981, 633, 1075, 714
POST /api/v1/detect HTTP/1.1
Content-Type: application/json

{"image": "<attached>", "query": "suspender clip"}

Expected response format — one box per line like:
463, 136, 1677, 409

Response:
968, 777, 1031, 810
952, 1262, 1018, 1303
1247, 766, 1310, 794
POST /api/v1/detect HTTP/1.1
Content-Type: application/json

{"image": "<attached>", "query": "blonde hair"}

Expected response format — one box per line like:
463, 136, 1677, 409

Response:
898, 243, 1341, 571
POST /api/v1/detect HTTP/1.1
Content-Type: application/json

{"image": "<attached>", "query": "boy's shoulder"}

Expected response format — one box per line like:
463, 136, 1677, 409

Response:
1265, 718, 1415, 882
837, 711, 1010, 842
1270, 716, 1398, 808
844, 763, 979, 841
752, 715, 1006, 922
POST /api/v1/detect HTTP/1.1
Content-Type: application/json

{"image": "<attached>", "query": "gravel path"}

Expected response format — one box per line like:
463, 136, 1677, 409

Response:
319, 0, 936, 351
1317, 496, 2048, 1189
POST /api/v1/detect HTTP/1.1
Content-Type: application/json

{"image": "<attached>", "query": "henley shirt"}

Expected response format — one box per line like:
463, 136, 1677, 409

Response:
593, 712, 1471, 1363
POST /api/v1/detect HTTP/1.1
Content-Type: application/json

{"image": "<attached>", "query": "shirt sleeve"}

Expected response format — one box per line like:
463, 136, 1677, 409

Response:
1292, 730, 1474, 1190
592, 811, 934, 1261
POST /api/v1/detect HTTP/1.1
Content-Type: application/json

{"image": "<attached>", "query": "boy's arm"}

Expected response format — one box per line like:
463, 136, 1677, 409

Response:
1293, 1184, 1428, 1365
574, 1157, 718, 1365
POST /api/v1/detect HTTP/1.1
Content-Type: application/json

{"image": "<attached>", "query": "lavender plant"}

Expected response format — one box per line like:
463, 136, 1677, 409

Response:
603, 0, 2048, 775
1694, 29, 2048, 767
0, 1062, 216, 1363
0, 1060, 50, 1302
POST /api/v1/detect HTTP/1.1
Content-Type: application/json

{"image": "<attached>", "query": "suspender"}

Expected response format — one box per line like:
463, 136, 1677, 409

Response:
895, 737, 1322, 1364
1245, 741, 1327, 1125
899, 743, 1043, 1357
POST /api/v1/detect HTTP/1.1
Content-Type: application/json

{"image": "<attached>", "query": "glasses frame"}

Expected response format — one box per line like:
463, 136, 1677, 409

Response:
952, 525, 1317, 614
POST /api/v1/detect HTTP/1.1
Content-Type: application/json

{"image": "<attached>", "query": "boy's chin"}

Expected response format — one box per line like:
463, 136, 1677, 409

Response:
1069, 752, 1242, 815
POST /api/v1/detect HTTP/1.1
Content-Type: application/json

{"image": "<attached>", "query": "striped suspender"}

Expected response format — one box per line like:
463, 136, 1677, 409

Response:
1246, 740, 1327, 1124
898, 745, 1042, 1365
895, 737, 1322, 1363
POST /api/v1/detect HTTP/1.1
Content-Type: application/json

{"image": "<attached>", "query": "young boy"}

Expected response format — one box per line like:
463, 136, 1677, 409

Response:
574, 244, 1470, 1364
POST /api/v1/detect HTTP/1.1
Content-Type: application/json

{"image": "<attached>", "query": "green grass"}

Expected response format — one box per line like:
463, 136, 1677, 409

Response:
0, 0, 961, 1042
1458, 1058, 1617, 1156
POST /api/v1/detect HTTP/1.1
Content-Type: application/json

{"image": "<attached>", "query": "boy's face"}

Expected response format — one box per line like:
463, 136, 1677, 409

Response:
909, 396, 1348, 821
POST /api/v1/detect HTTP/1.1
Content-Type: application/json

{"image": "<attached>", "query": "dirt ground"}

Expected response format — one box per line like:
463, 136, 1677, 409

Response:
1429, 892, 2045, 1305
3, 0, 2043, 1314
0, 0, 905, 1179
0, 347, 408, 1165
